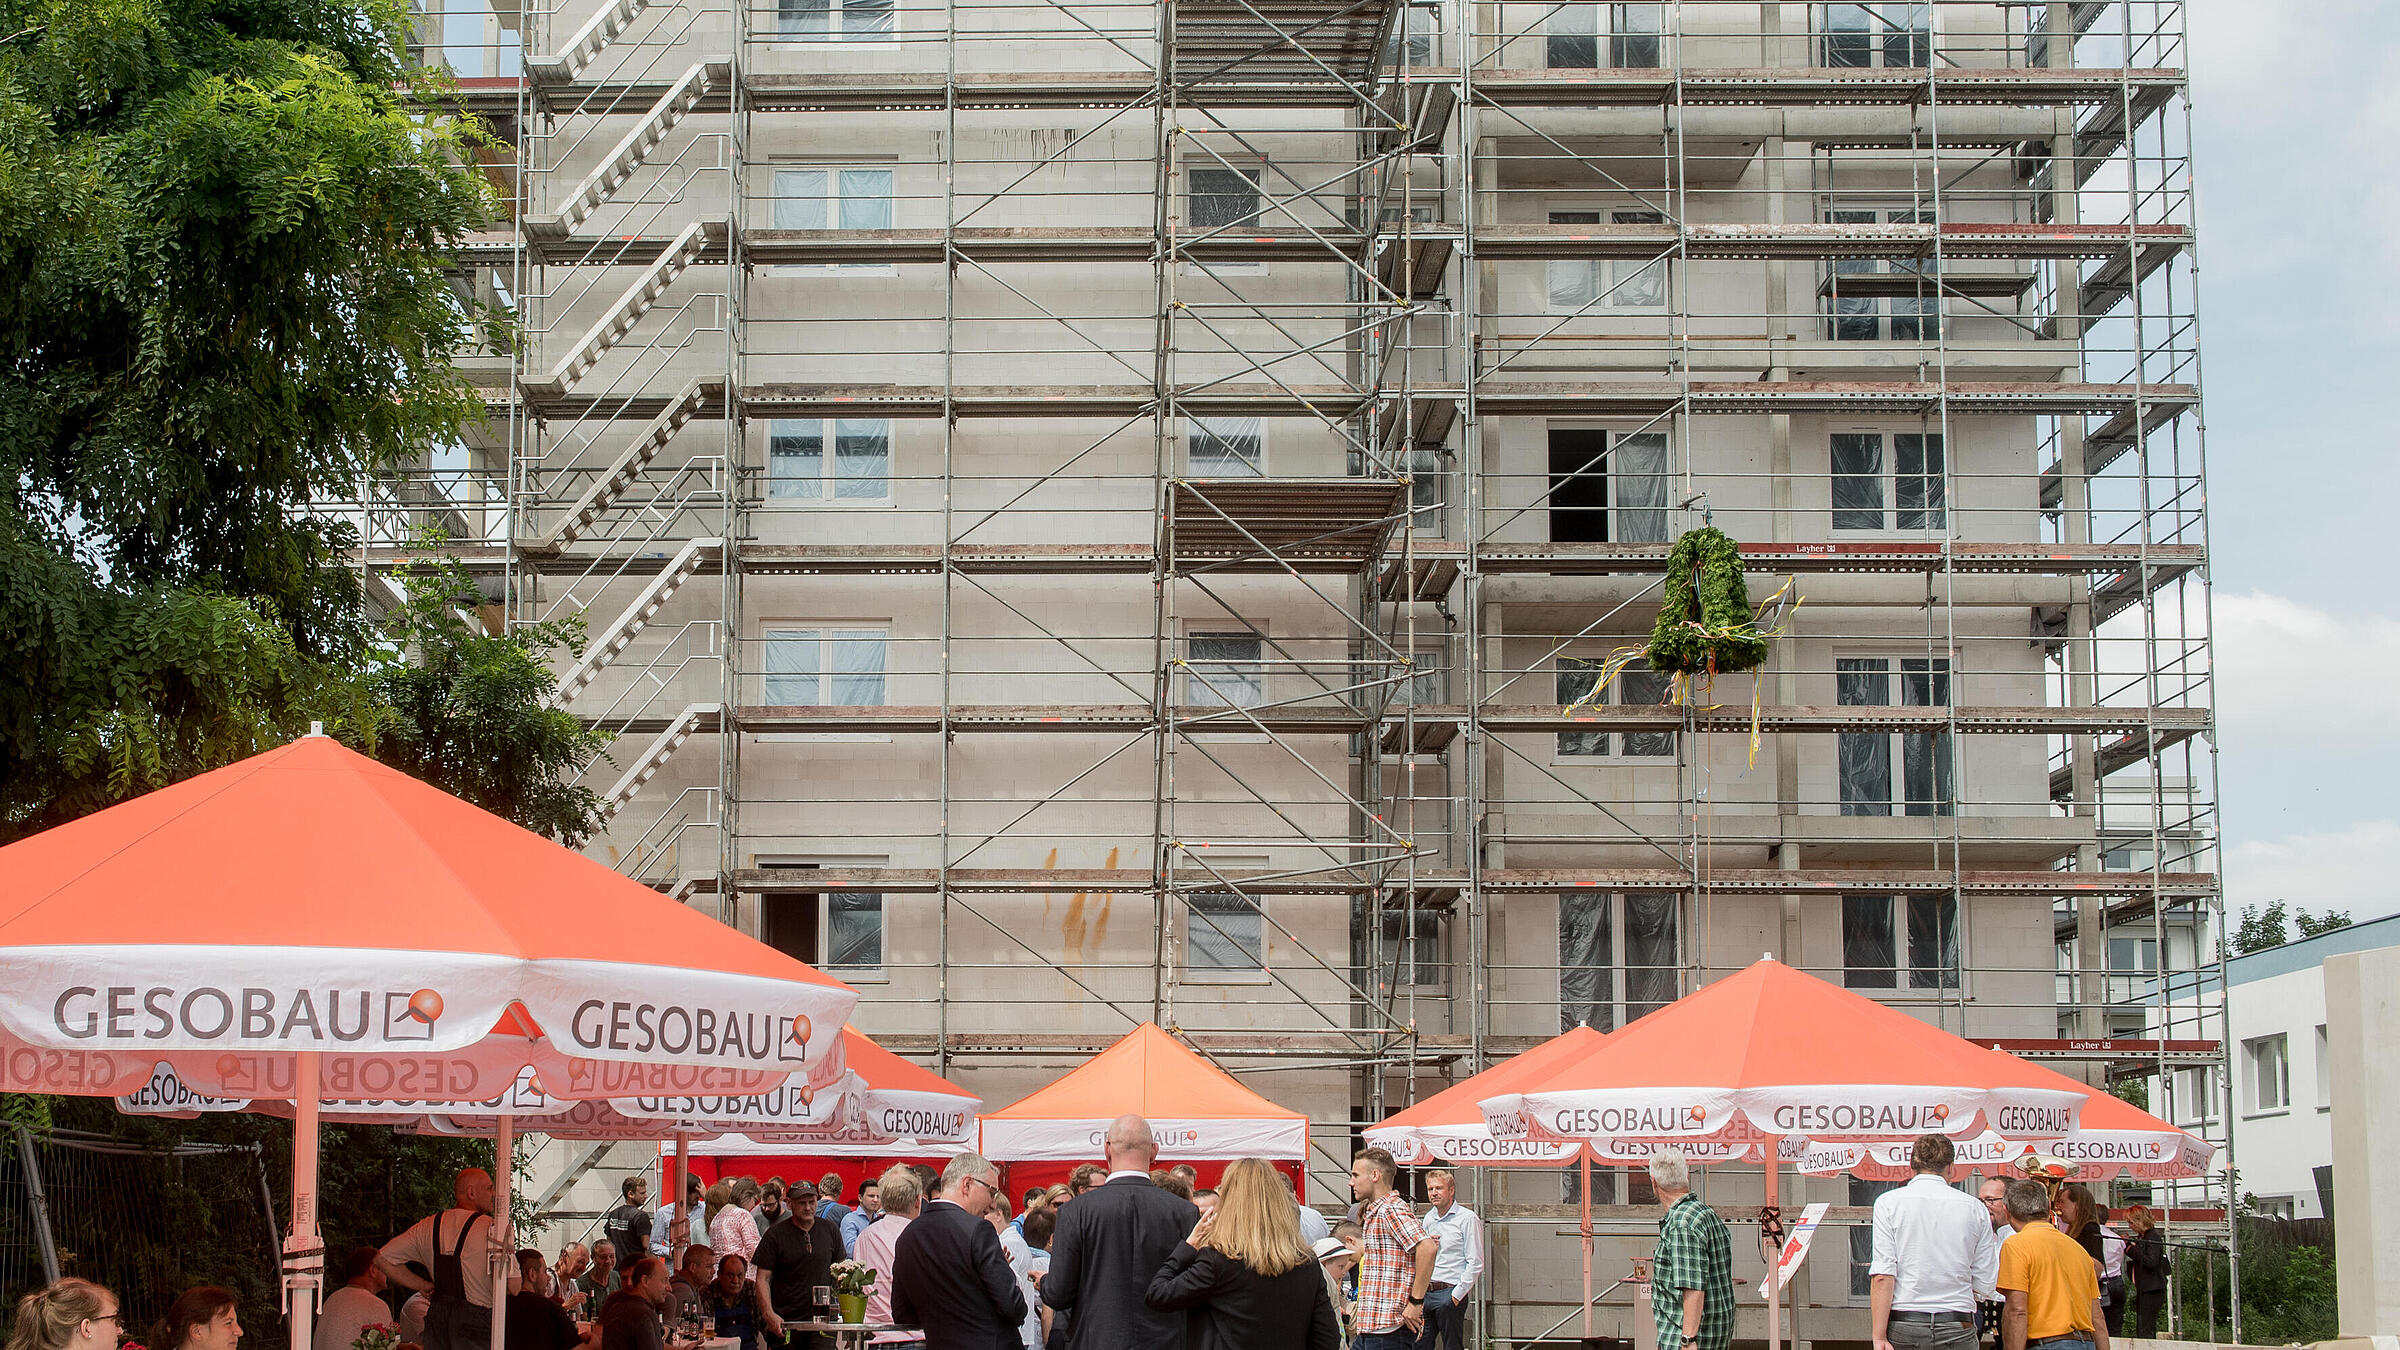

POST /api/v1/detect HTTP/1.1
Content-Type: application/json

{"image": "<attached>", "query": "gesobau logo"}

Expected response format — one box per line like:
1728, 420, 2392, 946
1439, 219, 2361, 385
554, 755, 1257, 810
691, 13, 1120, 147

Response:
54, 985, 447, 1045
571, 1003, 815, 1065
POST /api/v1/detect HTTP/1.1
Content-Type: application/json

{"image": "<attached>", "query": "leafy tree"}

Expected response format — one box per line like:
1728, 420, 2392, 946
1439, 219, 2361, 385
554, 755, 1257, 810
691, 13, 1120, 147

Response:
2296, 908, 2353, 939
2231, 901, 2354, 955
2230, 902, 2290, 955
344, 553, 612, 847
0, 0, 500, 834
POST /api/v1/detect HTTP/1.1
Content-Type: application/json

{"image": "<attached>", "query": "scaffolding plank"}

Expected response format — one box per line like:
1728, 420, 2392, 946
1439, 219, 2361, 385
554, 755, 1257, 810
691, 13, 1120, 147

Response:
1470, 66, 2183, 109
1167, 478, 1407, 567
1480, 704, 2209, 737
729, 865, 2212, 898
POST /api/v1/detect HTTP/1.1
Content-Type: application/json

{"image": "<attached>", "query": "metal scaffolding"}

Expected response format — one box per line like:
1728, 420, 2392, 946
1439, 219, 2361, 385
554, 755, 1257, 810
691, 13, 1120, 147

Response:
375, 0, 2232, 1337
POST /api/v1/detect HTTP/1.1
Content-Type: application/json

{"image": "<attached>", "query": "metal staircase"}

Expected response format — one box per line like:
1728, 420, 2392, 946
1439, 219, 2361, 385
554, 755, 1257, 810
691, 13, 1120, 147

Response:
553, 535, 722, 704
523, 217, 721, 398
527, 62, 729, 238
530, 377, 719, 551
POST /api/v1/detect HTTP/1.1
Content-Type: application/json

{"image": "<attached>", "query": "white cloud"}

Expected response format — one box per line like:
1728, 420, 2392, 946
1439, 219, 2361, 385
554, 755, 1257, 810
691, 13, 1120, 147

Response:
2226, 821, 2400, 922
2212, 590, 2400, 744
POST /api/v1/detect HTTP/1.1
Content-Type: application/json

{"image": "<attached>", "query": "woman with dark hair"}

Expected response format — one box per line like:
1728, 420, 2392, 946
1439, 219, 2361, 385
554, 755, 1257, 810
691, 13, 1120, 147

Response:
6, 1278, 121, 1350
150, 1288, 241, 1350
1145, 1158, 1340, 1350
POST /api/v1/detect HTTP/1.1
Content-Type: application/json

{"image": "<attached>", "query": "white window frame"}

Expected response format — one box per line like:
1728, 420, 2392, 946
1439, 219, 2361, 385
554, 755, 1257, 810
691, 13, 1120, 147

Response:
1834, 652, 1955, 816
755, 856, 891, 983
1185, 855, 1271, 982
1841, 892, 1960, 993
1546, 210, 1669, 312
1543, 425, 1672, 544
1184, 162, 1268, 275
1544, 3, 1664, 69
2315, 1024, 2331, 1111
1374, 905, 1446, 988
1826, 207, 1939, 341
1558, 891, 1681, 1031
1829, 429, 1947, 533
767, 417, 893, 503
2246, 1033, 2290, 1114
776, 0, 895, 42
1184, 629, 1267, 710
1187, 416, 1265, 477
2173, 1064, 2219, 1128
758, 627, 891, 743
771, 165, 898, 275
821, 890, 888, 979
1554, 655, 1675, 761
1817, 2, 1931, 68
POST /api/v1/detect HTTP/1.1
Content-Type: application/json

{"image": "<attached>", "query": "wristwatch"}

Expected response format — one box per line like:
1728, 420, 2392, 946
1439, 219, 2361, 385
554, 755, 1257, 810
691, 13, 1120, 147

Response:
1407, 1295, 1425, 1306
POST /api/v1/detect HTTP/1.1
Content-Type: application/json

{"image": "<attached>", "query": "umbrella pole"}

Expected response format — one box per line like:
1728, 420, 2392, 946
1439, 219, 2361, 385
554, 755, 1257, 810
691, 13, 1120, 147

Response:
287, 1053, 322, 1350
673, 1133, 689, 1261
1764, 1143, 1782, 1350
492, 1112, 514, 1350
1581, 1149, 1593, 1343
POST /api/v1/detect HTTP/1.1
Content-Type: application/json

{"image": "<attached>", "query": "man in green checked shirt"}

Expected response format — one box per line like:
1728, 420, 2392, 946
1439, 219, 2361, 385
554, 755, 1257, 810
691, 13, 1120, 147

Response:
1648, 1150, 1735, 1350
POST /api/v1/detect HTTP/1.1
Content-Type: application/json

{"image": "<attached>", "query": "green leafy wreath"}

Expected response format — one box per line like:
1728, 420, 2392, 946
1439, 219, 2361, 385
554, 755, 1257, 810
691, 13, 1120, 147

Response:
1646, 526, 1771, 675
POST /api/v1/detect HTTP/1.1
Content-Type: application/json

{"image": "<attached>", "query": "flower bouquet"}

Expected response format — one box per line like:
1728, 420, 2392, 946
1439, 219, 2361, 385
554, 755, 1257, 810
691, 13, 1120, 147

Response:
829, 1260, 876, 1325
353, 1326, 403, 1350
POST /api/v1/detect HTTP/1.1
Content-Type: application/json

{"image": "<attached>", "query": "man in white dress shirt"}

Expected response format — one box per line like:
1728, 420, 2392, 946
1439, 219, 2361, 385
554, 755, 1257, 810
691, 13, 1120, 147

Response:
1871, 1135, 2002, 1350
1414, 1169, 1481, 1350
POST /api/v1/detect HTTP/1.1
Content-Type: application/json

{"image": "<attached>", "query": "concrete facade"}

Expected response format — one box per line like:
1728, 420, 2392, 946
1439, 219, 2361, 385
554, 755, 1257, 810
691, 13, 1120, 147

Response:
393, 0, 2223, 1337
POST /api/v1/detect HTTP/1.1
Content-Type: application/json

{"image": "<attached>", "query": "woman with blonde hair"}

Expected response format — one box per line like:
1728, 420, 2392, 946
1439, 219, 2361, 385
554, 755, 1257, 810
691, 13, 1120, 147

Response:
707, 1179, 761, 1263
1146, 1157, 1340, 1350
7, 1279, 121, 1350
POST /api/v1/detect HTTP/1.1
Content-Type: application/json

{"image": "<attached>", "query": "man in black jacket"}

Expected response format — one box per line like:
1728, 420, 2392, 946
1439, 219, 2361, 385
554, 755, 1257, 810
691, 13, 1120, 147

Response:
1042, 1115, 1200, 1350
892, 1153, 1027, 1350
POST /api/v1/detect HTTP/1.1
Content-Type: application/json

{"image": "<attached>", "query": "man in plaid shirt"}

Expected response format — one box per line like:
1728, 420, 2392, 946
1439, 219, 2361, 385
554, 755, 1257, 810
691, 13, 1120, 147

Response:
1349, 1148, 1439, 1349
1648, 1149, 1734, 1350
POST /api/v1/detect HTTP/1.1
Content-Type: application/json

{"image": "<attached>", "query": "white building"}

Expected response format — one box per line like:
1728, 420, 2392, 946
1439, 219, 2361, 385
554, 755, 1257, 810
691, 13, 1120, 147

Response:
2217, 912, 2400, 1220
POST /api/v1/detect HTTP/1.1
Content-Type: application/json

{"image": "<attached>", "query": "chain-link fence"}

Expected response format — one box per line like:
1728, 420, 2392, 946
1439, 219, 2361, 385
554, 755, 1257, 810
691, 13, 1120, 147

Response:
1, 1126, 281, 1342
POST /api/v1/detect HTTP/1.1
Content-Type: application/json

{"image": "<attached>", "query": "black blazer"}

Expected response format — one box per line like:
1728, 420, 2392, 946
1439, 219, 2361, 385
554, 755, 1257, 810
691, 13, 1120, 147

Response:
891, 1200, 1029, 1350
1042, 1175, 1200, 1350
1145, 1244, 1342, 1350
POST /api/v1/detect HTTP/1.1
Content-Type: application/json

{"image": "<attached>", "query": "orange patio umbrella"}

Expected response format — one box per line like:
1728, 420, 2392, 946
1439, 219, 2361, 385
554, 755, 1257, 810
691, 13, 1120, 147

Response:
0, 733, 858, 1350
1479, 958, 2089, 1350
978, 1022, 1308, 1160
1802, 1045, 2214, 1182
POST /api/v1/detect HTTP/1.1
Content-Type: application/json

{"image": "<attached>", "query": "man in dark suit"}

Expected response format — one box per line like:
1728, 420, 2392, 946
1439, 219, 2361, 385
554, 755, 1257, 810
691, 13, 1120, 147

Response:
1042, 1114, 1200, 1350
892, 1152, 1027, 1350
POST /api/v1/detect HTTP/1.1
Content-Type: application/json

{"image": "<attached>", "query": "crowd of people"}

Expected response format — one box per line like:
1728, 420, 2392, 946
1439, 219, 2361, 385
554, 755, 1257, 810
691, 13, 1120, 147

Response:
1638, 1132, 2175, 1350
10, 1127, 2185, 1350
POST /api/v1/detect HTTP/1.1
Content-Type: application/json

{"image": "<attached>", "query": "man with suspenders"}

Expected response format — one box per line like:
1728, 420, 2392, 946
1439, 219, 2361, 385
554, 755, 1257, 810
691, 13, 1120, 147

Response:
380, 1169, 503, 1350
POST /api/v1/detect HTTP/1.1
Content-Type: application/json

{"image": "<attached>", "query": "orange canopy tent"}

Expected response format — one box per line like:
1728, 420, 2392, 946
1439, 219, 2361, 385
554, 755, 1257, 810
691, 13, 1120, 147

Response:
0, 734, 858, 1350
977, 1022, 1308, 1161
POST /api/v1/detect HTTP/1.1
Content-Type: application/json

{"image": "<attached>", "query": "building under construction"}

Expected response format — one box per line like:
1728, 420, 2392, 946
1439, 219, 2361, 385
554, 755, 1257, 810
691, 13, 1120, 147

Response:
387, 0, 2229, 1338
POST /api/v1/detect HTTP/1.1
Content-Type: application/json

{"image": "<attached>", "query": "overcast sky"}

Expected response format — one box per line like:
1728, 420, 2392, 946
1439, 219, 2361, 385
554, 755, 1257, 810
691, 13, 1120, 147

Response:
2184, 0, 2400, 921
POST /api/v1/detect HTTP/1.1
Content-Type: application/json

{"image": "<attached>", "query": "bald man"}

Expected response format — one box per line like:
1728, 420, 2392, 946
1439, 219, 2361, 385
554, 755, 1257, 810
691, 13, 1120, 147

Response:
1040, 1114, 1198, 1350
379, 1168, 501, 1350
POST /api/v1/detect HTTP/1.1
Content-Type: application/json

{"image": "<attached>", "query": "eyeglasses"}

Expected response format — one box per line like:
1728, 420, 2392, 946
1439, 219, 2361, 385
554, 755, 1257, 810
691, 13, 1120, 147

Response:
89, 1314, 121, 1328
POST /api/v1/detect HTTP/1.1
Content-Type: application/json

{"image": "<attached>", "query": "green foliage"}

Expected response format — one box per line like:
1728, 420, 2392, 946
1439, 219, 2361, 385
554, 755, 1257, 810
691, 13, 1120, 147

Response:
342, 552, 613, 847
2107, 1075, 2148, 1113
0, 0, 500, 835
1646, 527, 1769, 674
2173, 1211, 2339, 1345
0, 514, 349, 837
0, 0, 499, 653
2295, 908, 2353, 939
2231, 901, 2354, 955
